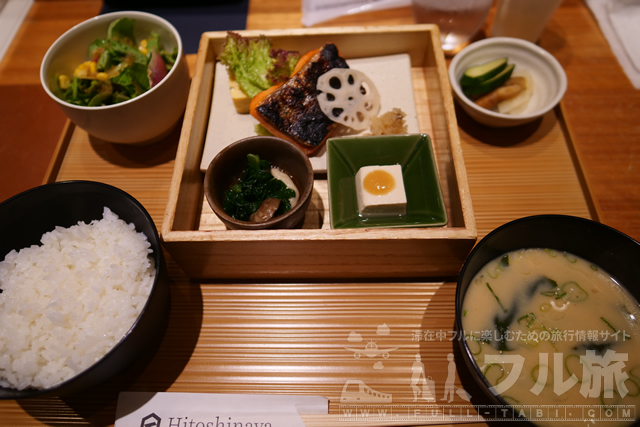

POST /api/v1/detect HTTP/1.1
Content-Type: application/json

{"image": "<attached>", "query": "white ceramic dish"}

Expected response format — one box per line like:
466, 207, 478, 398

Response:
200, 53, 420, 173
40, 11, 190, 144
449, 37, 567, 127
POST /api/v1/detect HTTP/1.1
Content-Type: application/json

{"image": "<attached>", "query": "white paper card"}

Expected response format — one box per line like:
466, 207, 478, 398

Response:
115, 392, 328, 427
200, 53, 420, 173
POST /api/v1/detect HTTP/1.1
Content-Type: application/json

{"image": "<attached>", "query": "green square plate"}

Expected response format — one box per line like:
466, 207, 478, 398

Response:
326, 134, 448, 229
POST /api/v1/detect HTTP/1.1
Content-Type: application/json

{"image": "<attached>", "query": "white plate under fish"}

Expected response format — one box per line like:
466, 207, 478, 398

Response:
200, 53, 420, 172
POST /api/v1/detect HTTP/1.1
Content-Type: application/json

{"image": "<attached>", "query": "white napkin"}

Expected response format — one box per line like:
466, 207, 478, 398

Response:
0, 0, 34, 63
585, 0, 640, 89
301, 0, 411, 27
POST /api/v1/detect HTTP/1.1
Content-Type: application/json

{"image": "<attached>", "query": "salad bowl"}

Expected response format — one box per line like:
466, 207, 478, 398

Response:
40, 11, 190, 144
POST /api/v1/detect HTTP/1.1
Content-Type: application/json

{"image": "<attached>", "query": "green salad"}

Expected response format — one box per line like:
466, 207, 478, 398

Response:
56, 18, 178, 107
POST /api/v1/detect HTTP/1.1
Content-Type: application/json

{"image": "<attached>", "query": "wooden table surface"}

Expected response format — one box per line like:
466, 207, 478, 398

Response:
0, 0, 639, 426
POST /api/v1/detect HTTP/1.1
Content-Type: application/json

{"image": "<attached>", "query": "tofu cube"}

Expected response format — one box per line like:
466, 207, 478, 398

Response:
355, 164, 407, 218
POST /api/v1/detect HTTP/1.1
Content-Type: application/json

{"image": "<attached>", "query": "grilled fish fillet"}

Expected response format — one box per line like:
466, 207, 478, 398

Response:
250, 43, 349, 156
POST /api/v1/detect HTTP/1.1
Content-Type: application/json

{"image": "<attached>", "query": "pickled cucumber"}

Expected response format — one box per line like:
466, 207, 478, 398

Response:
460, 57, 508, 87
462, 63, 515, 97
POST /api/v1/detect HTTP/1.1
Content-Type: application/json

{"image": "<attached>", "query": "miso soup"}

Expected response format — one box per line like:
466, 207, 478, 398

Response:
461, 248, 640, 426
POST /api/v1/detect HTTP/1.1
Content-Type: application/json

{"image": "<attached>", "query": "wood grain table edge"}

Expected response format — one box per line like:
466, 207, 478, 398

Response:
555, 103, 603, 223
42, 120, 75, 185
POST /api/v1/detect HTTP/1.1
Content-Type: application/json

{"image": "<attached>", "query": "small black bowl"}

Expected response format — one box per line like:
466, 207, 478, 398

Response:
0, 181, 169, 399
455, 215, 640, 423
204, 136, 314, 230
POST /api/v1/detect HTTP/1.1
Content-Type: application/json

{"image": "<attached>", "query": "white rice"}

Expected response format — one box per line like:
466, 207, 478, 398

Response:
0, 207, 156, 390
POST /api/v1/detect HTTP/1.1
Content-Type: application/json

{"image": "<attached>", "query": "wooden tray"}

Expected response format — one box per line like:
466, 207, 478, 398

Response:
38, 31, 600, 427
161, 25, 478, 281
44, 34, 599, 279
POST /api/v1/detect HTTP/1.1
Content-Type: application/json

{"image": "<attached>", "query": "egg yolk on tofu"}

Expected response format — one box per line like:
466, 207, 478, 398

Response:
355, 164, 407, 218
363, 170, 395, 196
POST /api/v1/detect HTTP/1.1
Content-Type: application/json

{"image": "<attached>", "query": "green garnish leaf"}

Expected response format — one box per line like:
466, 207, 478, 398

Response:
247, 153, 262, 171
254, 123, 273, 136
112, 92, 130, 104
111, 61, 150, 95
483, 363, 505, 383
500, 254, 510, 267
97, 49, 112, 71
223, 154, 296, 221
560, 281, 588, 302
109, 39, 148, 65
107, 17, 136, 45
61, 77, 107, 106
601, 317, 622, 336
486, 283, 507, 313
89, 35, 147, 66
539, 278, 566, 300
218, 31, 300, 99
517, 312, 536, 328
88, 38, 107, 60
530, 276, 558, 297
147, 31, 161, 52
69, 76, 79, 99
161, 48, 178, 71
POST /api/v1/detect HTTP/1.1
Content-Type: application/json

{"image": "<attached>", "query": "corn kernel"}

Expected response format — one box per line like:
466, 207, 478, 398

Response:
138, 39, 149, 55
89, 61, 97, 76
58, 75, 70, 90
96, 72, 109, 81
74, 61, 91, 78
